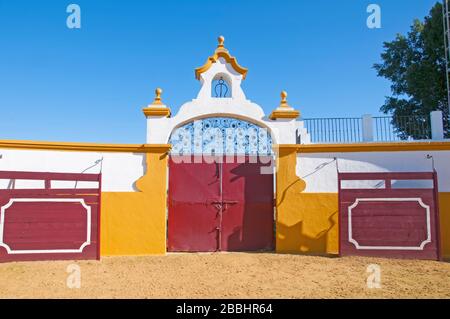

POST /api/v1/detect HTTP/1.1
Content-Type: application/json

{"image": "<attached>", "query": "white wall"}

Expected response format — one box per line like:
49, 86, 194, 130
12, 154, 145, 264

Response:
0, 149, 145, 192
2, 149, 449, 193
297, 151, 450, 193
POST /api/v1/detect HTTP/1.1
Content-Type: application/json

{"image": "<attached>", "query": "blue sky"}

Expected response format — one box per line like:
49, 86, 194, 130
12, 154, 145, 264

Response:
0, 0, 440, 143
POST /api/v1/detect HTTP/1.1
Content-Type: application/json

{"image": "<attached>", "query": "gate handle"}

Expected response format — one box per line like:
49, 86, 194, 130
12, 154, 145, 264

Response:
209, 200, 223, 212
207, 200, 239, 212
222, 200, 238, 211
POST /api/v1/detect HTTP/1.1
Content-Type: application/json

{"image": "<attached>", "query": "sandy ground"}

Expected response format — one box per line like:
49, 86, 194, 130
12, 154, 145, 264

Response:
0, 253, 450, 299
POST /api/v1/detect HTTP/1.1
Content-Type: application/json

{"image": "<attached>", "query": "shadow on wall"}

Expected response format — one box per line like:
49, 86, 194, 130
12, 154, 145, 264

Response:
101, 152, 169, 256
277, 210, 338, 255
276, 149, 339, 255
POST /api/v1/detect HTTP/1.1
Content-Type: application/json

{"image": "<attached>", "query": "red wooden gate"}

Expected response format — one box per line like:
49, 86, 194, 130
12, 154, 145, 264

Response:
339, 172, 441, 260
0, 171, 101, 262
168, 156, 274, 252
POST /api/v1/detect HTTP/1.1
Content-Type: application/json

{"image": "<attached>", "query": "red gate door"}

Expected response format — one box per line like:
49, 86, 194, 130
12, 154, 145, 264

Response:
168, 156, 274, 252
167, 156, 221, 252
221, 156, 274, 251
0, 171, 101, 263
339, 172, 441, 260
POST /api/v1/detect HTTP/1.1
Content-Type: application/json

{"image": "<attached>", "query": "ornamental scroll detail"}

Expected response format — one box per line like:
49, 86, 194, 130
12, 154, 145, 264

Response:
169, 117, 273, 156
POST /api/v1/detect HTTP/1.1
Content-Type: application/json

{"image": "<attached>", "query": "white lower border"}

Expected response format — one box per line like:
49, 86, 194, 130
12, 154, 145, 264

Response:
0, 198, 91, 254
348, 198, 431, 251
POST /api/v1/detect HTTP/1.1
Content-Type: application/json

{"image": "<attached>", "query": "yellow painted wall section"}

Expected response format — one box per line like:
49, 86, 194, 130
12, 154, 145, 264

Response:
276, 147, 339, 254
100, 151, 168, 256
439, 193, 450, 259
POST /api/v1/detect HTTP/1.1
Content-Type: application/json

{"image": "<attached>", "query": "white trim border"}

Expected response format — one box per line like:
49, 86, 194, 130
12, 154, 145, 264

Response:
0, 198, 91, 254
348, 198, 432, 251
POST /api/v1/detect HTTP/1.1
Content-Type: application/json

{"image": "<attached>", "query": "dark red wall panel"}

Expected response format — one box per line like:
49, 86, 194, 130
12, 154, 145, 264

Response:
0, 171, 101, 263
339, 172, 440, 260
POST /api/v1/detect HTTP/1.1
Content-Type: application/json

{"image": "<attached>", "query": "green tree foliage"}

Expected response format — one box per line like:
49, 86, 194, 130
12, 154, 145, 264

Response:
374, 2, 449, 139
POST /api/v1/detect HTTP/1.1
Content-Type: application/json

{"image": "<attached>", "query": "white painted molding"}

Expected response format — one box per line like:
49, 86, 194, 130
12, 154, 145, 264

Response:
347, 198, 431, 250
0, 198, 91, 254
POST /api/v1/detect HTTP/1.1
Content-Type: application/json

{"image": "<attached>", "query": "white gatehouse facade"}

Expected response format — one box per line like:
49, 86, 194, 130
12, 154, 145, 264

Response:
0, 36, 449, 262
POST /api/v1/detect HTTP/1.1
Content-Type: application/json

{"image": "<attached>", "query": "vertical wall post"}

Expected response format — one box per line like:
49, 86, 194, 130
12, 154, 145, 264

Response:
431, 111, 444, 140
362, 114, 374, 142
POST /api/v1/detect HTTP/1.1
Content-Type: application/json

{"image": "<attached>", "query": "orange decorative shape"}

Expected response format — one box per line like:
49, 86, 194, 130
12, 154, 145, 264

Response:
269, 110, 300, 120
195, 36, 248, 80
269, 90, 300, 120
152, 88, 163, 105
142, 107, 171, 118
142, 87, 171, 117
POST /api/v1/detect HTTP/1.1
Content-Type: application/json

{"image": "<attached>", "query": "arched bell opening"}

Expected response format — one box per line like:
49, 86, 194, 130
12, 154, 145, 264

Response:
211, 73, 232, 98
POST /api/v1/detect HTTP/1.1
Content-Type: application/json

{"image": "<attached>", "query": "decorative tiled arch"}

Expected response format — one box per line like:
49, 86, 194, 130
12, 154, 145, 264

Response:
169, 117, 273, 155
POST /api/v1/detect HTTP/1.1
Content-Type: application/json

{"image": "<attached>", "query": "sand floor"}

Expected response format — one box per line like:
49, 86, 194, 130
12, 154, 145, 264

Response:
0, 253, 450, 299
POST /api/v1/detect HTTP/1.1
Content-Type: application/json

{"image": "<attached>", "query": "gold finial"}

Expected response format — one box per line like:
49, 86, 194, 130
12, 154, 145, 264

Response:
280, 90, 290, 108
218, 35, 225, 48
153, 87, 163, 105
269, 90, 300, 120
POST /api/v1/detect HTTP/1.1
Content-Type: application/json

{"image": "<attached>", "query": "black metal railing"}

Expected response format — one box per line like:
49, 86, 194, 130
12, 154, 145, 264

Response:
373, 116, 401, 142
303, 115, 432, 143
373, 116, 431, 141
303, 118, 362, 143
